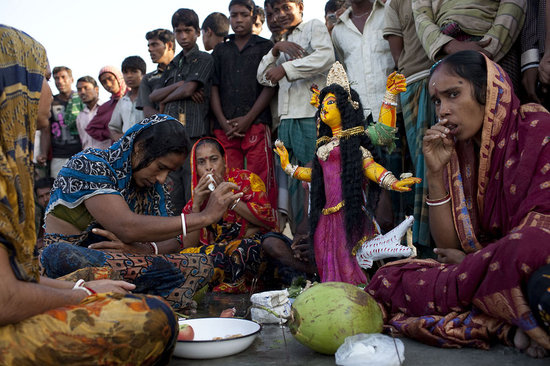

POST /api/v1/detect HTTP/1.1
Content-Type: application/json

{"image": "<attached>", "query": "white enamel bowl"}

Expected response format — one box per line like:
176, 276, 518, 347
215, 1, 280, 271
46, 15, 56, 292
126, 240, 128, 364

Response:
174, 318, 261, 359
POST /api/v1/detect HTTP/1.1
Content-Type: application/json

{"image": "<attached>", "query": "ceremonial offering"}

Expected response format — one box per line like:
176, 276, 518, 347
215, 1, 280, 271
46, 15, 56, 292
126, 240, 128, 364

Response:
174, 318, 261, 359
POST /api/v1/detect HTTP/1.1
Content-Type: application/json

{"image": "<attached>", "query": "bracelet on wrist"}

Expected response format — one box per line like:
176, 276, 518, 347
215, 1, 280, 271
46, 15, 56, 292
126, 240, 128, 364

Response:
72, 279, 94, 296
181, 213, 187, 239
230, 197, 241, 210
425, 192, 451, 206
149, 241, 159, 254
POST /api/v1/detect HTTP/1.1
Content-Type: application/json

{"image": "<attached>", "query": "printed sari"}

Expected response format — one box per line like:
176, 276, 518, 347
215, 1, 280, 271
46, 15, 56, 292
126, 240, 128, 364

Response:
181, 137, 277, 293
366, 55, 550, 350
40, 115, 214, 310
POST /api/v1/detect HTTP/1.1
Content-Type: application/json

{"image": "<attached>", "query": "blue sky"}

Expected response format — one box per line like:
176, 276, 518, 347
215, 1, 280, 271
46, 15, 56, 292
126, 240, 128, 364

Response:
0, 0, 325, 99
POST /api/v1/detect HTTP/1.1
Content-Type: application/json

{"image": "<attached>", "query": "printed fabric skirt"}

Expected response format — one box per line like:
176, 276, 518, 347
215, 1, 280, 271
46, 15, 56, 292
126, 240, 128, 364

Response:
0, 266, 178, 365
41, 234, 214, 311
181, 233, 264, 293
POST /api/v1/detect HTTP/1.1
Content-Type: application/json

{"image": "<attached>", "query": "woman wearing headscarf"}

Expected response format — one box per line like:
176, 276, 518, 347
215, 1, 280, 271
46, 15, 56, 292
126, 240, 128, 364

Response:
180, 137, 277, 293
0, 25, 179, 364
366, 51, 550, 357
40, 115, 242, 311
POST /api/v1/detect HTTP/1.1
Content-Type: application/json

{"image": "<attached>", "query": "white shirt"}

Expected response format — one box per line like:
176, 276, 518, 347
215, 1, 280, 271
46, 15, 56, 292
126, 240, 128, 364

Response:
331, 2, 394, 122
257, 19, 335, 120
76, 100, 111, 150
108, 93, 144, 134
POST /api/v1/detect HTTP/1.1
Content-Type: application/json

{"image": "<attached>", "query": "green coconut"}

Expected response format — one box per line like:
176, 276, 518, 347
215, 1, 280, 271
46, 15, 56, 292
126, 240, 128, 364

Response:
288, 281, 383, 355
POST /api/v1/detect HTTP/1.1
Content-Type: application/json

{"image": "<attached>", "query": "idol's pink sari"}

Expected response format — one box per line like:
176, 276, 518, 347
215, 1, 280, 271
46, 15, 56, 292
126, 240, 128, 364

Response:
366, 56, 550, 350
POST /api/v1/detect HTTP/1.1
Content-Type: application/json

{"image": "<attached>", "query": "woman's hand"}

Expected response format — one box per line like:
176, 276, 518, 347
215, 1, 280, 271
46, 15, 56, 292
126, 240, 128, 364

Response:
84, 279, 136, 294
87, 228, 150, 253
202, 182, 243, 224
391, 176, 422, 192
386, 71, 407, 95
422, 118, 455, 174
273, 140, 290, 171
193, 174, 215, 210
434, 248, 466, 264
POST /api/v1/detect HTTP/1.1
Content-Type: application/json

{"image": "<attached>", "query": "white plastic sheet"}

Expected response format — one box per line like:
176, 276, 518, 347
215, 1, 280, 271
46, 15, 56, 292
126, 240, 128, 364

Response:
335, 333, 405, 366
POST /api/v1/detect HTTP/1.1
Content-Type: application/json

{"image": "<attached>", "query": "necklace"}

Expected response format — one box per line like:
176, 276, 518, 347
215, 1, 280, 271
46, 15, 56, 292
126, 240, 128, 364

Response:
352, 10, 371, 18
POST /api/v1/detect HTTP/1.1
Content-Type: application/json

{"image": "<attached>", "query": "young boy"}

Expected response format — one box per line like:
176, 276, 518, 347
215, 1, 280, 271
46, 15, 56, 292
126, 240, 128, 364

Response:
109, 56, 146, 140
211, 0, 277, 207
150, 8, 214, 211
201, 12, 230, 51
257, 0, 334, 230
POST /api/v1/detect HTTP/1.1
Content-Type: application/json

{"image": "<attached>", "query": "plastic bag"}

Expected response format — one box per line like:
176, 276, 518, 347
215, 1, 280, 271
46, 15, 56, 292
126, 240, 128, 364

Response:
335, 333, 405, 366
250, 289, 291, 324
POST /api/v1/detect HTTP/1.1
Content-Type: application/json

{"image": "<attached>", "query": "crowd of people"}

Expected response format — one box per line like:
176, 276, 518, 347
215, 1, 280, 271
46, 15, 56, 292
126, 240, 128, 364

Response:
1, 0, 549, 363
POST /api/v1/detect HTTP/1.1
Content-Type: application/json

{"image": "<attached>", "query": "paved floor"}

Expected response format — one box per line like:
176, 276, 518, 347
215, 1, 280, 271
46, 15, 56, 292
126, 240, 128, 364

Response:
168, 293, 548, 366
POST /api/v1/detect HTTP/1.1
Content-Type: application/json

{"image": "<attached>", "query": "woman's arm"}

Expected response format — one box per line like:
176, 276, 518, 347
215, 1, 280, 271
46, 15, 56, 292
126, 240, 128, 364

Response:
0, 248, 133, 325
83, 182, 242, 243
422, 119, 461, 249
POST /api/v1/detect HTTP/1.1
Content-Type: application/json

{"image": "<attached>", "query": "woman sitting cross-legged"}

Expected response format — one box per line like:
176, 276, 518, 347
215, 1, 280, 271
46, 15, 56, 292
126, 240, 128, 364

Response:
40, 115, 242, 312
365, 51, 550, 358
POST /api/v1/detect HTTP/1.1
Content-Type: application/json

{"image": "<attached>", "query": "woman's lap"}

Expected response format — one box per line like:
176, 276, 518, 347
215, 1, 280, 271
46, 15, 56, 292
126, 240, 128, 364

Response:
366, 226, 550, 349
41, 242, 214, 310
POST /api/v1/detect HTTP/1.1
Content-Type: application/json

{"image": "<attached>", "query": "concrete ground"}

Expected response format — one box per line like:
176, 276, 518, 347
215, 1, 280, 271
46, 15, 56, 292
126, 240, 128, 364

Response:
168, 293, 548, 366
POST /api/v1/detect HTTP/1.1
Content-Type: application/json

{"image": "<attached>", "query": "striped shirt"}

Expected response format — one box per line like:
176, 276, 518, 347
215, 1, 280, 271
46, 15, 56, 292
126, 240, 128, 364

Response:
161, 45, 213, 138
413, 0, 526, 62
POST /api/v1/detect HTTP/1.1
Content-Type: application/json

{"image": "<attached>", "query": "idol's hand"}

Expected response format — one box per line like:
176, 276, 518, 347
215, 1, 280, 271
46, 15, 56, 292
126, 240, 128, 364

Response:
386, 71, 407, 95
273, 139, 290, 170
422, 118, 455, 174
391, 176, 422, 192
310, 84, 320, 108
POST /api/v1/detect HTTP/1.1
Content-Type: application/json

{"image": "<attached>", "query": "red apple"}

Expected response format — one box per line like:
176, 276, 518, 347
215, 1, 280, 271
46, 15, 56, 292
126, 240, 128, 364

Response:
177, 323, 194, 341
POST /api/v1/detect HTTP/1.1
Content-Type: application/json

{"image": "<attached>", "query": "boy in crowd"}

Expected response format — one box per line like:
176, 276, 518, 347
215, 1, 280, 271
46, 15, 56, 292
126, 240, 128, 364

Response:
257, 0, 334, 231
136, 29, 176, 117
150, 8, 214, 211
109, 56, 146, 140
201, 12, 230, 51
211, 0, 278, 207
38, 66, 83, 178
75, 76, 108, 149
253, 5, 265, 35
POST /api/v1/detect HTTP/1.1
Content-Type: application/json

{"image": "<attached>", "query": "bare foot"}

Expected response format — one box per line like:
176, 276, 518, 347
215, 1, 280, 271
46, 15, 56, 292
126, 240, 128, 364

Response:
514, 328, 550, 358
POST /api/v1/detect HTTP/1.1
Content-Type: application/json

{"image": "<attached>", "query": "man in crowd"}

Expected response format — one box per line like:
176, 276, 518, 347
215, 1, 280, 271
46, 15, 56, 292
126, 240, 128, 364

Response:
136, 29, 176, 117
38, 66, 83, 178
76, 76, 108, 149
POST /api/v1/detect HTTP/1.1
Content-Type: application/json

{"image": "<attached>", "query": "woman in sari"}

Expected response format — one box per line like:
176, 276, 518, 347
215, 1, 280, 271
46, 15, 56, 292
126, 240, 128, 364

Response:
0, 25, 179, 364
180, 137, 277, 293
366, 51, 550, 357
40, 115, 242, 311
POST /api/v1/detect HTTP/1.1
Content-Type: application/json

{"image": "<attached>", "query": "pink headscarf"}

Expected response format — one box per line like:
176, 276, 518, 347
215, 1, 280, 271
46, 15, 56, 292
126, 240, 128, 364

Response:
98, 65, 127, 99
